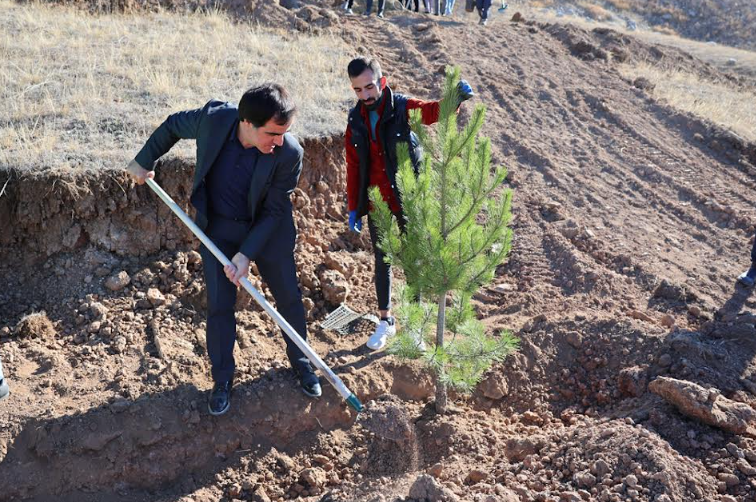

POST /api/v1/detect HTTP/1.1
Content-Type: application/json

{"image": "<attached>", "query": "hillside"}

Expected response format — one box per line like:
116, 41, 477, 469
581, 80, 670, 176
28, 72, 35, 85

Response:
522, 0, 756, 51
2, 1, 756, 502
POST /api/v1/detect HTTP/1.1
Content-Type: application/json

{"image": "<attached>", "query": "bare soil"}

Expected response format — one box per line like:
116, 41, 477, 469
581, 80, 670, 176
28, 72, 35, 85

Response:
3, 4, 756, 502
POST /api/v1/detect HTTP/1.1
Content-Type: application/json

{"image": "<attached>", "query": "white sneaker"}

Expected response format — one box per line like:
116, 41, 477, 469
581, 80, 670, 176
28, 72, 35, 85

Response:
0, 378, 8, 401
366, 320, 396, 351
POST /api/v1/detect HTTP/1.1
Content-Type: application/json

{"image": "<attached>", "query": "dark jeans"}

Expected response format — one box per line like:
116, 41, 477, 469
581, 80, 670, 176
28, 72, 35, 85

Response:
365, 0, 385, 14
476, 0, 491, 19
751, 234, 756, 263
368, 211, 407, 312
200, 215, 311, 383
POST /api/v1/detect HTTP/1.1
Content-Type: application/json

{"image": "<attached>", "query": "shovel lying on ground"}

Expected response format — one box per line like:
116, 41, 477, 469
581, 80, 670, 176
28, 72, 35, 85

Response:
145, 178, 364, 413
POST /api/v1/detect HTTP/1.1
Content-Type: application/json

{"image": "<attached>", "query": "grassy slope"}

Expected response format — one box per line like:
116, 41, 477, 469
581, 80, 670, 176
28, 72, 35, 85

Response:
0, 0, 353, 173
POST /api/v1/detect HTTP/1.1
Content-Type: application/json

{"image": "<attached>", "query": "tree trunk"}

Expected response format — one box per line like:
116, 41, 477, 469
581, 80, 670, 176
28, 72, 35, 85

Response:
435, 292, 448, 414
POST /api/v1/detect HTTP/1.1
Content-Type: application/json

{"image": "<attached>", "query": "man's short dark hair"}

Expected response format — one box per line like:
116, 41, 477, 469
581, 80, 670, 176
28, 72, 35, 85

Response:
347, 57, 382, 81
238, 83, 296, 127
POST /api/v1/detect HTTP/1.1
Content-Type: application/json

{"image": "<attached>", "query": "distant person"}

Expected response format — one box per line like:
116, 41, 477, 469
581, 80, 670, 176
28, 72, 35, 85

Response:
343, 56, 473, 351
125, 84, 321, 416
341, 0, 354, 15
476, 0, 492, 24
738, 239, 756, 287
0, 356, 9, 401
364, 0, 385, 18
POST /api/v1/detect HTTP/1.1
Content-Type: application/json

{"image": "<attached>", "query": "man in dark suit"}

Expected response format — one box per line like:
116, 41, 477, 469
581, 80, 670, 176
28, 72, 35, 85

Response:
126, 84, 321, 416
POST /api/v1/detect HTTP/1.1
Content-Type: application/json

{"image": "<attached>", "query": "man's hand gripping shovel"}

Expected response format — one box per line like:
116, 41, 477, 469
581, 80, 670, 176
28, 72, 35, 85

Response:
144, 177, 364, 413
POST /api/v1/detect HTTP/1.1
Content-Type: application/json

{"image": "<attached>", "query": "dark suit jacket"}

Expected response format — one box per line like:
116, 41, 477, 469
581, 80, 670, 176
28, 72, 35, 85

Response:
134, 100, 303, 261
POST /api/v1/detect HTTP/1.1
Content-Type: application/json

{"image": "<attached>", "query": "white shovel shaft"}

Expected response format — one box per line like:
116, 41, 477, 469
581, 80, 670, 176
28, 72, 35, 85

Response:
144, 178, 354, 402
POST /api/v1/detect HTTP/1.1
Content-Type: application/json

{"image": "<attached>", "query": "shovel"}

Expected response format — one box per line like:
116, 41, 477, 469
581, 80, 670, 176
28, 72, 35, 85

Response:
145, 178, 364, 413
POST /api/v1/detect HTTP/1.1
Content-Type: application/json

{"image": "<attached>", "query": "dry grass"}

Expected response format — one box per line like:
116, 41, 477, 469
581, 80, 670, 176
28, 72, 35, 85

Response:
619, 62, 756, 142
649, 5, 688, 24
577, 1, 612, 21
527, 0, 555, 9
0, 0, 353, 172
650, 25, 679, 37
603, 0, 630, 11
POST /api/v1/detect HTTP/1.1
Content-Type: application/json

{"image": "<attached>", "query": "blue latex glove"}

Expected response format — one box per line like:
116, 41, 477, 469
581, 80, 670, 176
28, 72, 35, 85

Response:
457, 80, 474, 106
348, 210, 363, 233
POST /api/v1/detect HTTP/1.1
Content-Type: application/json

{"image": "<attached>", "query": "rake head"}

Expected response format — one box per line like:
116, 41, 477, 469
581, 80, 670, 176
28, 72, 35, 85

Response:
320, 304, 379, 335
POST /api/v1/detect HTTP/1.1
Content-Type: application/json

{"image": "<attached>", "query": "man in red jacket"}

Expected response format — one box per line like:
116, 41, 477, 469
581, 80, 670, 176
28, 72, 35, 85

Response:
344, 56, 473, 351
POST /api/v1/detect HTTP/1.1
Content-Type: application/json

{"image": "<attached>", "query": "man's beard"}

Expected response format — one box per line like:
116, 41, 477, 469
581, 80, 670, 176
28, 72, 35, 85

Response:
362, 92, 383, 111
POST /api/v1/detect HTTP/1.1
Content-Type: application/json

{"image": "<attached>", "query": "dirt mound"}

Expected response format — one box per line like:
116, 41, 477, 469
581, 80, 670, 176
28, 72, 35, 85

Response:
12, 312, 56, 339
539, 21, 756, 90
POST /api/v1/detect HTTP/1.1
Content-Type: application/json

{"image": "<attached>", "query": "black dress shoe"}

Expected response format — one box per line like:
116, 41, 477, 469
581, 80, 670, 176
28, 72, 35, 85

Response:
300, 372, 322, 398
208, 379, 233, 416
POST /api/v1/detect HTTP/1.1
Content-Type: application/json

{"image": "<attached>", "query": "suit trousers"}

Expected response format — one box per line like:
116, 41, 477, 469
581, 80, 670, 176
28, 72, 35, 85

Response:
200, 215, 311, 383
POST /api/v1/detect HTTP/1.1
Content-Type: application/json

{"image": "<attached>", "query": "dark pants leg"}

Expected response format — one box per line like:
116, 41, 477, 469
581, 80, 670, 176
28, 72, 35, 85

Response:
368, 216, 392, 312
255, 218, 312, 376
367, 211, 407, 312
201, 218, 250, 383
476, 0, 491, 19
202, 216, 311, 381
750, 234, 756, 263
365, 0, 373, 12
377, 0, 385, 14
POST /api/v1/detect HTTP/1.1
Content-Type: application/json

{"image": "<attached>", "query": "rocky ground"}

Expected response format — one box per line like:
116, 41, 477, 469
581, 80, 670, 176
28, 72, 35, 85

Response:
3, 2, 756, 502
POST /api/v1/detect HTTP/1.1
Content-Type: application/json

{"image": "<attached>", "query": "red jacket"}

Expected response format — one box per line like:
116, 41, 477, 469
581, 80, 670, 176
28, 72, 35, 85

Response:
345, 90, 440, 214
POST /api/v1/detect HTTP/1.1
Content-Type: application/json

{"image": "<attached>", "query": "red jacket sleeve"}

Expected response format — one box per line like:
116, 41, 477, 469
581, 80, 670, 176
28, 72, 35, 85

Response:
345, 124, 360, 212
405, 98, 440, 126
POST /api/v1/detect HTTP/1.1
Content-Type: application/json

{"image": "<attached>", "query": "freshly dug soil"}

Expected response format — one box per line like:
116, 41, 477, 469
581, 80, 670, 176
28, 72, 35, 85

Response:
3, 4, 756, 502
